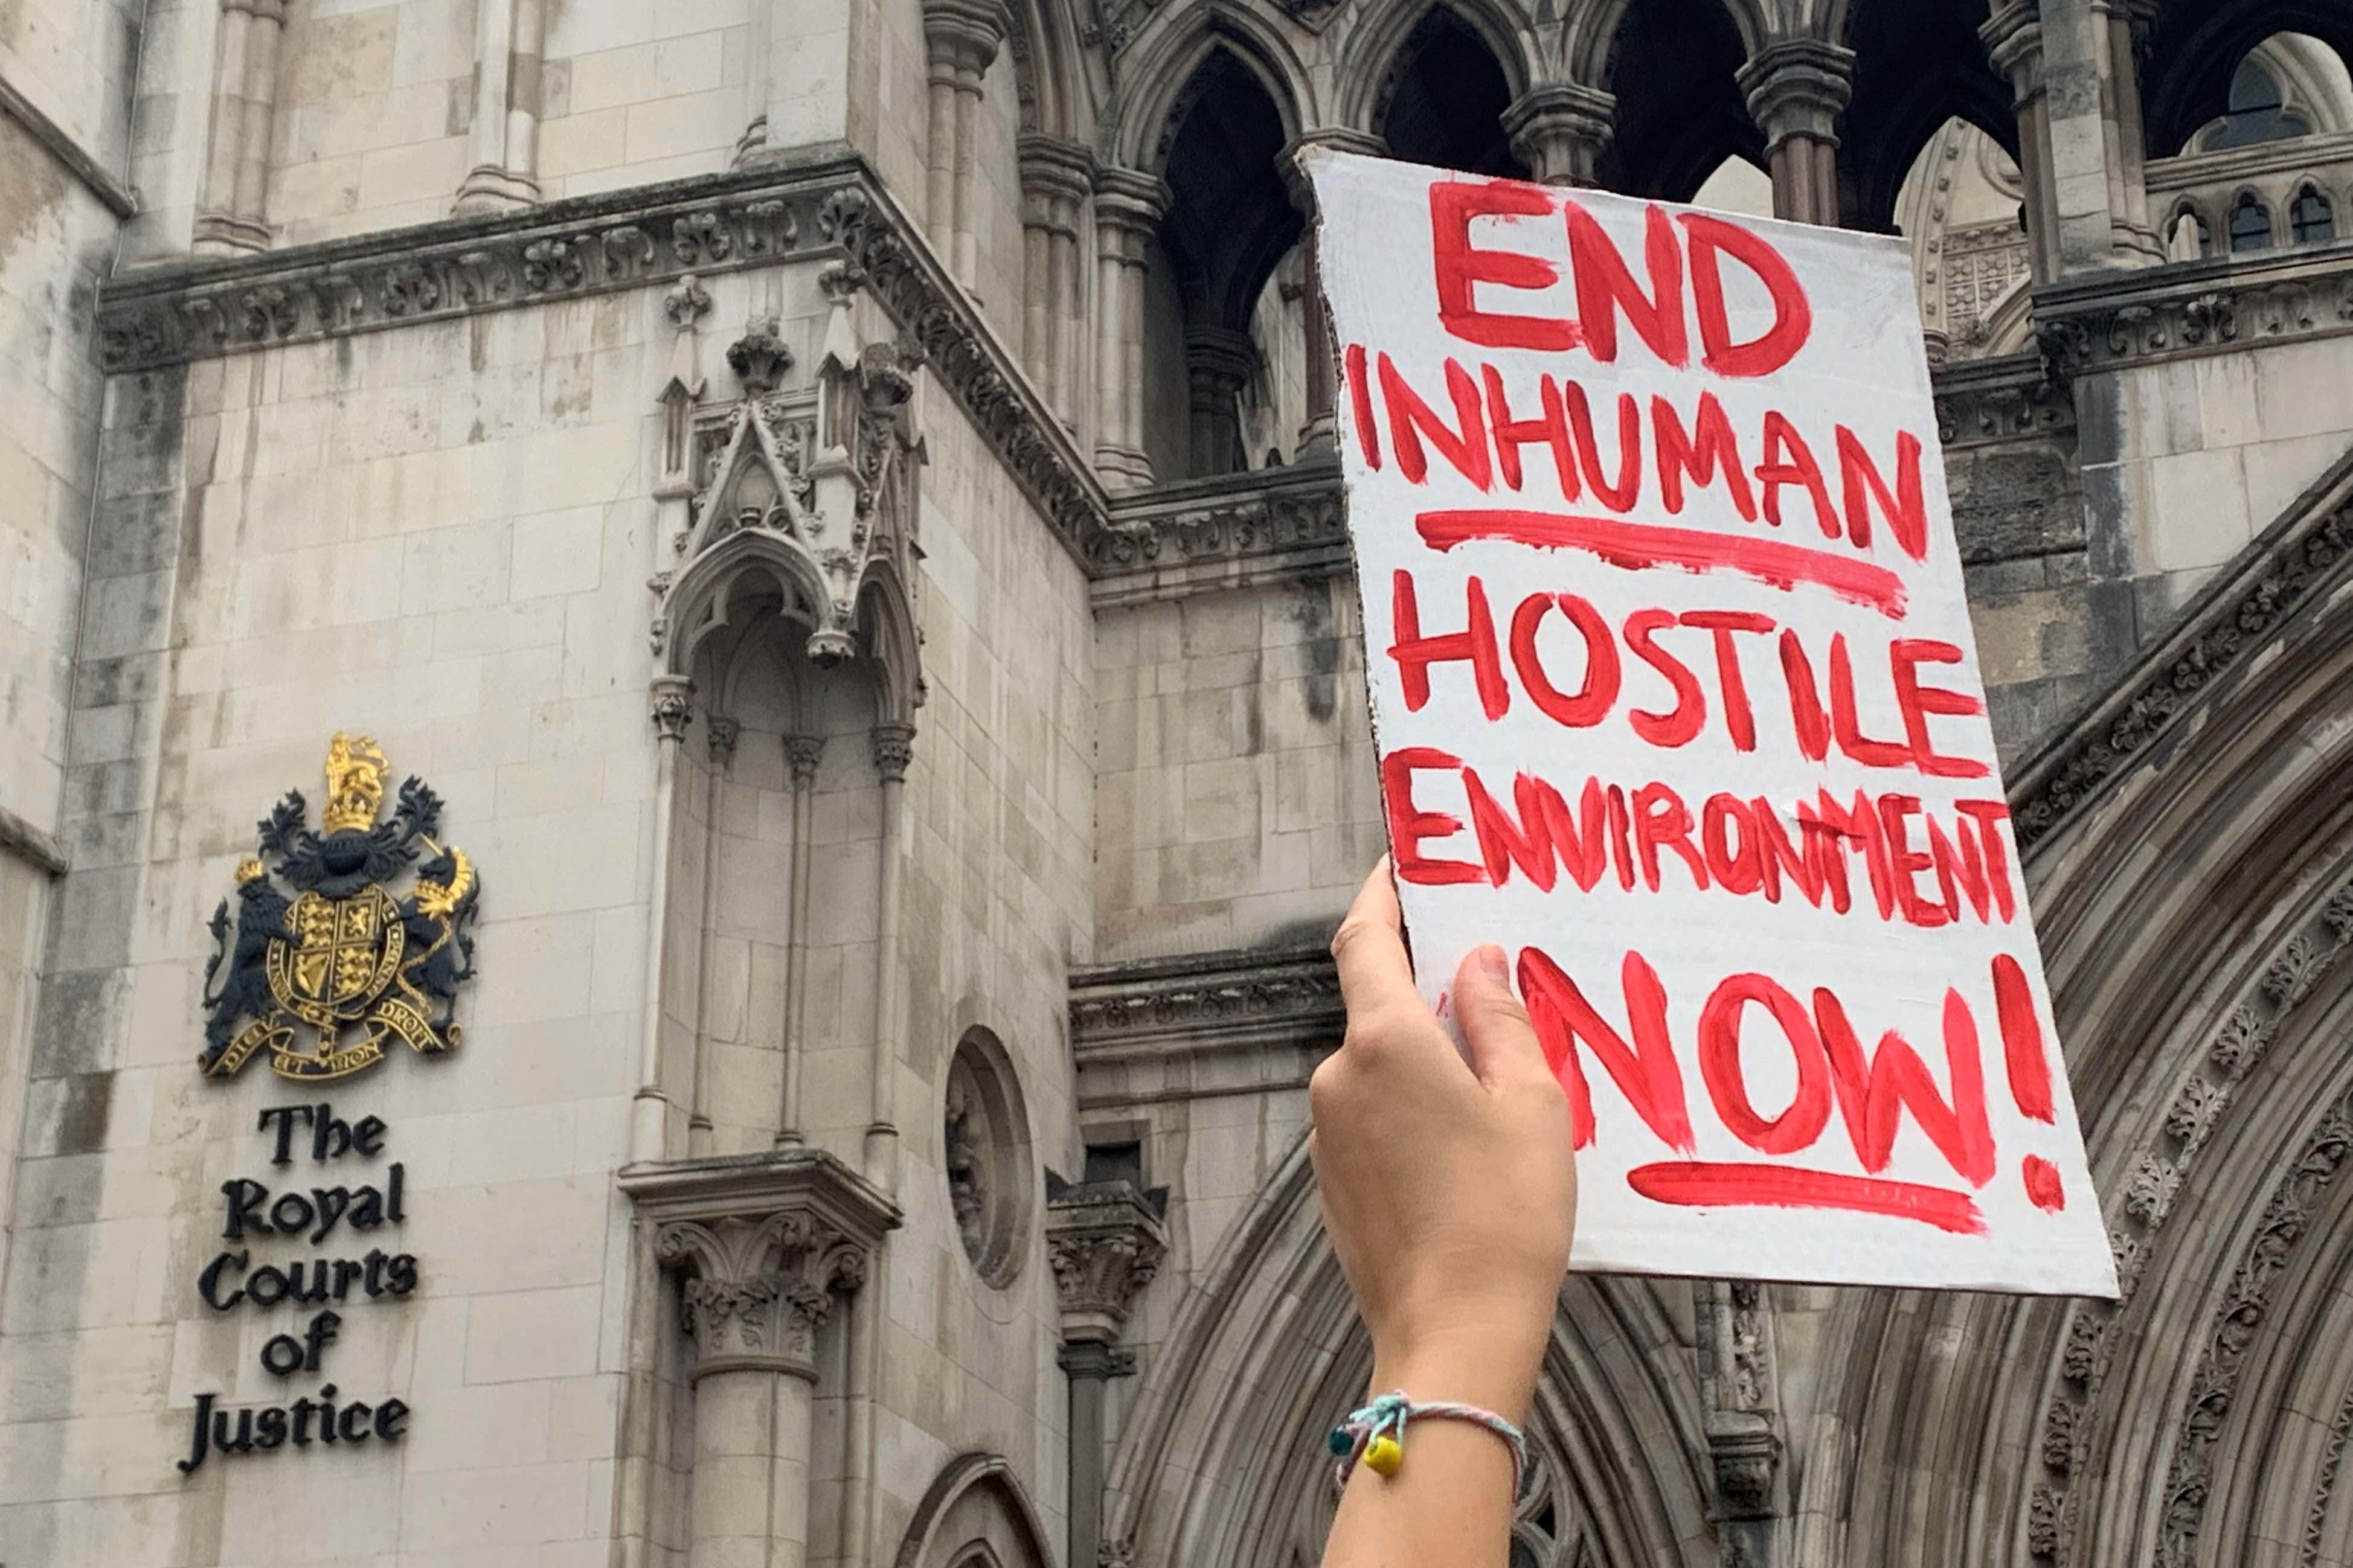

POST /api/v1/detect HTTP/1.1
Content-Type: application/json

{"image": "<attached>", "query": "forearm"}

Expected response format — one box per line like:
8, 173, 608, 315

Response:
1320, 1417, 1517, 1568
1319, 1344, 1533, 1568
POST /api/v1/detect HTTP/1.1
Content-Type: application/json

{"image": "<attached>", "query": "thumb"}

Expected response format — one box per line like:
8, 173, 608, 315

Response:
1454, 944, 1552, 1091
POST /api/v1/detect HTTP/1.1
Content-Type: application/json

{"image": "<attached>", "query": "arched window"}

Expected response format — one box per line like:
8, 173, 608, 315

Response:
2290, 183, 2337, 242
1373, 10, 1525, 178
1149, 50, 1301, 481
2168, 205, 2214, 260
1892, 117, 2032, 359
2204, 57, 2311, 149
2228, 191, 2274, 251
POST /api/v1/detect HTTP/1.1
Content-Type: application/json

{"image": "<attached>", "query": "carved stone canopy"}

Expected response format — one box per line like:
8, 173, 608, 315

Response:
1043, 1171, 1169, 1344
621, 1147, 902, 1381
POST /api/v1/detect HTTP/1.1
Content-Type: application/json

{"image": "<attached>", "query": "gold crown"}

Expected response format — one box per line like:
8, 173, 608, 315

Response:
321, 732, 388, 833
235, 856, 266, 884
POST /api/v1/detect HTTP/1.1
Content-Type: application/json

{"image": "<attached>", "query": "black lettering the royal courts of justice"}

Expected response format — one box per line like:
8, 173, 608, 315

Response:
201, 732, 482, 1081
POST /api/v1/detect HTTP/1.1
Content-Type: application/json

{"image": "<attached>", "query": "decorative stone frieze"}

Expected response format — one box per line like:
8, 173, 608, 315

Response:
1931, 350, 2076, 450
1091, 462, 1349, 607
92, 153, 1109, 573
2019, 862, 2353, 1564
1043, 1173, 1167, 1343
620, 1147, 901, 1380
2006, 458, 2353, 850
1068, 943, 1345, 1112
2032, 243, 2353, 377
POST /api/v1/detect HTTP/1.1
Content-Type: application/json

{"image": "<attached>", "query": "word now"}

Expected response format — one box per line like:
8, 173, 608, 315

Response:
1388, 572, 1985, 773
1384, 752, 2017, 929
1519, 944, 2066, 1232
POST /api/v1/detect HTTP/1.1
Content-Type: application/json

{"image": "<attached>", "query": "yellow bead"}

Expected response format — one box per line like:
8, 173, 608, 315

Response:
1361, 1434, 1403, 1477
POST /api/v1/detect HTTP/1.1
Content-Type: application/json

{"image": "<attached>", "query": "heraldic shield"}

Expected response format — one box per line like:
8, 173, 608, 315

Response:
200, 733, 482, 1081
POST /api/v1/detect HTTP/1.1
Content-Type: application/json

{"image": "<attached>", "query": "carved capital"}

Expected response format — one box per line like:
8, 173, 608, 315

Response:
656, 1211, 865, 1380
650, 675, 695, 743
1044, 1174, 1169, 1342
624, 1147, 902, 1383
1707, 1410, 1782, 1520
785, 734, 826, 789
1981, 3, 2044, 98
1737, 37, 1856, 152
1091, 167, 1172, 253
872, 721, 917, 782
1501, 84, 1616, 187
707, 714, 742, 765
923, 0, 1010, 75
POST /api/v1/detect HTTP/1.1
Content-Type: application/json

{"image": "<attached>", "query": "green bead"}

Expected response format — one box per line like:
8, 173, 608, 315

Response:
1327, 1427, 1352, 1456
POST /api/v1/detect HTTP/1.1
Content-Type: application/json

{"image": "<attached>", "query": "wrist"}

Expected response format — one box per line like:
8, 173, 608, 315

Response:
1369, 1331, 1543, 1426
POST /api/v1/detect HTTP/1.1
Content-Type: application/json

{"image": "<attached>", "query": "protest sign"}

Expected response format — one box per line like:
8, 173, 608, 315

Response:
1306, 149, 2116, 1297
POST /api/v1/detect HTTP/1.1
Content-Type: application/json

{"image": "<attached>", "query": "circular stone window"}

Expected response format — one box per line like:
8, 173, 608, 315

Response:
943, 1029, 1033, 1288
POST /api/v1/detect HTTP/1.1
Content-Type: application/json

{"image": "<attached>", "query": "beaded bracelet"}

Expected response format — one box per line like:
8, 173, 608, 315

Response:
1326, 1390, 1526, 1495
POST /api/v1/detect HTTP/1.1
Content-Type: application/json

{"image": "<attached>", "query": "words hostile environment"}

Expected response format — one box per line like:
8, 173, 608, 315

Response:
180, 1102, 417, 1474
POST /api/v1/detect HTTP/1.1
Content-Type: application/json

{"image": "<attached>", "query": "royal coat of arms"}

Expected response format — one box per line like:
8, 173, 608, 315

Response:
200, 734, 481, 1081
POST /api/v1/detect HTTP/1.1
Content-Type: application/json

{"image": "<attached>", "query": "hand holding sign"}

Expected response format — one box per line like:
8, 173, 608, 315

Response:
1307, 148, 2116, 1297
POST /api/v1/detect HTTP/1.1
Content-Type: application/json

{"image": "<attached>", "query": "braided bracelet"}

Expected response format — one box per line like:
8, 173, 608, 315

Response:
1326, 1391, 1526, 1495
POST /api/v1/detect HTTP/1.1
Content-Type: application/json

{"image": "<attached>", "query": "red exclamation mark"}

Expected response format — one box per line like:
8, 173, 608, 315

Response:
1994, 955, 2054, 1122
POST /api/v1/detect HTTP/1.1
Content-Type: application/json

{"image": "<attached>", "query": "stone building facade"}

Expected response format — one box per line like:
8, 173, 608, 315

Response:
4, 0, 2353, 1565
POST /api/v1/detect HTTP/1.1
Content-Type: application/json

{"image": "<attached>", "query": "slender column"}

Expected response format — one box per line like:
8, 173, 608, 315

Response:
195, 0, 272, 254
632, 676, 696, 1163
920, 0, 1010, 285
1501, 83, 1616, 187
1019, 135, 1094, 424
863, 723, 915, 1191
455, 0, 547, 213
1986, 0, 2155, 270
652, 1200, 877, 1568
1046, 1176, 1167, 1568
775, 735, 823, 1148
1983, 3, 2066, 285
1184, 325, 1257, 478
687, 717, 739, 1157
231, 0, 285, 229
1738, 38, 1855, 226
1278, 129, 1382, 459
1090, 167, 1170, 488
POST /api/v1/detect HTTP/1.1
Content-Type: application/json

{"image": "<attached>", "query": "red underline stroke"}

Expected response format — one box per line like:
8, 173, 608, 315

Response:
1416, 508, 1910, 618
1626, 1160, 1986, 1234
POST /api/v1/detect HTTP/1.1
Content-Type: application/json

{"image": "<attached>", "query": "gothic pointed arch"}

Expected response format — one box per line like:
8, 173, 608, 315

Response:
2143, 3, 2353, 158
1358, 4, 1530, 176
1566, 0, 1765, 97
1110, 10, 1315, 177
1340, 0, 1536, 147
893, 1453, 1058, 1568
1001, 0, 1090, 139
1099, 1139, 1716, 1568
1837, 0, 2019, 232
1798, 453, 2353, 1568
658, 324, 926, 725
1593, 0, 1764, 200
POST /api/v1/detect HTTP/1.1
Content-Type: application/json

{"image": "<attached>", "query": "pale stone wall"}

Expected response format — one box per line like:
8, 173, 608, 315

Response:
0, 238, 1093, 1563
0, 0, 141, 167
0, 89, 123, 1345
2088, 337, 2353, 622
1093, 576, 1378, 962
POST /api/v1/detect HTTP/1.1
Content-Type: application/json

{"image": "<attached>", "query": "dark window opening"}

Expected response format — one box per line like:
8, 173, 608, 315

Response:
2229, 191, 2274, 251
2291, 185, 2337, 242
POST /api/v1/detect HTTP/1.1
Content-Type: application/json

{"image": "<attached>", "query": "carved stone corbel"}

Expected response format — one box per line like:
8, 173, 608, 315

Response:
1047, 1170, 1168, 1568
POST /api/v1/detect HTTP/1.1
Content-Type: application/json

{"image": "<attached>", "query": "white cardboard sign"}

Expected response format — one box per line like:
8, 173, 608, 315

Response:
1307, 149, 2116, 1297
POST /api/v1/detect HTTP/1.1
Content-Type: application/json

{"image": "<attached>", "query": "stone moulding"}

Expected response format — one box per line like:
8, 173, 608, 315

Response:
92, 150, 1108, 569
2006, 445, 2353, 851
2032, 242, 2353, 377
1068, 943, 1344, 1109
1091, 459, 1351, 607
1931, 350, 2076, 450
